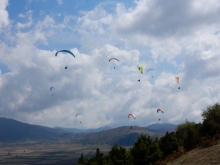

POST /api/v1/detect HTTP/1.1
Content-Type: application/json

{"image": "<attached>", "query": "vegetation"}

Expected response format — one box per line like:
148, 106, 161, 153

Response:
77, 103, 220, 165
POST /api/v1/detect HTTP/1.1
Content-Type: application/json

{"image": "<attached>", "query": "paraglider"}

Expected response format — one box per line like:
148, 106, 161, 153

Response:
55, 50, 75, 69
157, 109, 164, 121
109, 58, 119, 69
50, 86, 55, 96
176, 76, 180, 89
137, 65, 143, 82
128, 114, 136, 129
76, 113, 86, 123
147, 68, 157, 78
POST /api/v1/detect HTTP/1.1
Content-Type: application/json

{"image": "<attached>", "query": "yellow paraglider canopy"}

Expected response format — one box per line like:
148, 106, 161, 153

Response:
137, 65, 144, 74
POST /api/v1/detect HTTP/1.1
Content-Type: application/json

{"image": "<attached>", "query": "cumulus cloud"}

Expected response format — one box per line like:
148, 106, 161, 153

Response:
0, 0, 220, 128
0, 0, 9, 28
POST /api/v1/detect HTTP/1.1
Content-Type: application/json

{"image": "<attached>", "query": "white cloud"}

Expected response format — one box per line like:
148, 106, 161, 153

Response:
1, 0, 220, 128
16, 10, 33, 29
57, 0, 63, 5
0, 0, 9, 28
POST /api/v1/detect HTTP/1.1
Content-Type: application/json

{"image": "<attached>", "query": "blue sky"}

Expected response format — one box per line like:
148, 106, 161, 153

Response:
1, 0, 220, 129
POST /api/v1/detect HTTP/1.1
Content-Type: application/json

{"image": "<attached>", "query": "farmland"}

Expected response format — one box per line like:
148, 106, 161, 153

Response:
0, 140, 111, 165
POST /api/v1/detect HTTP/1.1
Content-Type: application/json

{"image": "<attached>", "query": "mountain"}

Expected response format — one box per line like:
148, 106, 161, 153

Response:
78, 126, 164, 146
0, 117, 67, 142
55, 126, 112, 133
145, 123, 177, 133
0, 117, 175, 146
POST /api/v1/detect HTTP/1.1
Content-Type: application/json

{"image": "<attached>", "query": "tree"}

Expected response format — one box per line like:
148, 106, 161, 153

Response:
176, 121, 201, 150
130, 135, 162, 165
201, 103, 220, 137
159, 132, 179, 157
108, 145, 132, 165
77, 152, 84, 165
94, 148, 104, 165
78, 148, 104, 165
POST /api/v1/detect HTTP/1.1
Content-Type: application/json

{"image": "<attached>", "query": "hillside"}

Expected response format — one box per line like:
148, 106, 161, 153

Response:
0, 117, 66, 142
79, 126, 164, 146
165, 141, 220, 165
146, 123, 177, 133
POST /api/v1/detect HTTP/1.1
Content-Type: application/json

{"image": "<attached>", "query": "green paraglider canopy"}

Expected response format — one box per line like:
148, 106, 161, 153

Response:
137, 65, 144, 74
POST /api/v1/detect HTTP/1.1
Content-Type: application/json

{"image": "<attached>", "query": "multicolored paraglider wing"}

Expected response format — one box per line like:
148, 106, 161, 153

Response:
176, 77, 180, 83
157, 109, 164, 113
55, 50, 75, 57
109, 58, 119, 62
128, 114, 136, 119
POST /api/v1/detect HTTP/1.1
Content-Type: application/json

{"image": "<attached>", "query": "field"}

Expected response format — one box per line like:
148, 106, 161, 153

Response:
0, 140, 111, 165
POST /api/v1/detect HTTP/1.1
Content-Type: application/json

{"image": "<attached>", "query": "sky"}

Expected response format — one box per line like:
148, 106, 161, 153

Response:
1, 0, 220, 129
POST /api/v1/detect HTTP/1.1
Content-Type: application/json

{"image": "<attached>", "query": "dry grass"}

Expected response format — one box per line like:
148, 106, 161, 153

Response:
158, 139, 220, 165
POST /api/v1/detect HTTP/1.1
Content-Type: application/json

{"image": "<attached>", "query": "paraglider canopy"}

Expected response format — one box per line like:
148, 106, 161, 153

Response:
109, 58, 119, 62
55, 50, 75, 57
128, 114, 136, 119
50, 86, 55, 91
157, 109, 164, 113
76, 113, 86, 117
50, 86, 55, 96
176, 77, 180, 83
147, 68, 157, 72
137, 65, 144, 74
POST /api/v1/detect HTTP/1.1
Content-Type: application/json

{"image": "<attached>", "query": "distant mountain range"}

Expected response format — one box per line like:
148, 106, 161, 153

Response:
145, 123, 177, 133
78, 126, 165, 146
55, 123, 177, 134
0, 117, 65, 142
54, 126, 112, 133
0, 117, 177, 146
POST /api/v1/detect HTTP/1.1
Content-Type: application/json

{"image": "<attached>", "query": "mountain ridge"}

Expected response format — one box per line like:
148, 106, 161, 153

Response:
0, 117, 176, 145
